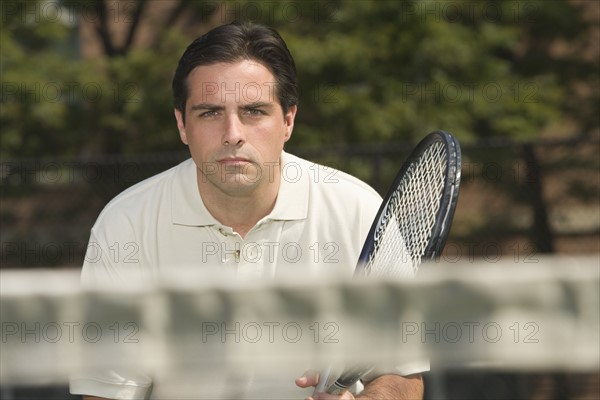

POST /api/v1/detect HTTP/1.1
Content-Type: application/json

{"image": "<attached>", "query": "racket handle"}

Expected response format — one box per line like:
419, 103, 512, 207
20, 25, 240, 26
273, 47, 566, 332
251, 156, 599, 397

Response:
326, 380, 354, 395
325, 366, 374, 395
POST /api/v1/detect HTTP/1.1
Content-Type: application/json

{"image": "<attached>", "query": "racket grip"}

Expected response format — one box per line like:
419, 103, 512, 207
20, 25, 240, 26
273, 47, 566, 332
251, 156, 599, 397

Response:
326, 380, 355, 395
325, 366, 374, 395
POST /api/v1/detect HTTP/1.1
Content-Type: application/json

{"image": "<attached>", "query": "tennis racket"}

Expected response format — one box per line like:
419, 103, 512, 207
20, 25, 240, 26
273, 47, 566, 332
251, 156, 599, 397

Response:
316, 130, 462, 395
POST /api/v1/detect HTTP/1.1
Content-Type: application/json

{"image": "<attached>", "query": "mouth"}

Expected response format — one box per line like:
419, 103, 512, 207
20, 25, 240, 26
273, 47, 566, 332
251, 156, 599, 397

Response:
216, 157, 252, 165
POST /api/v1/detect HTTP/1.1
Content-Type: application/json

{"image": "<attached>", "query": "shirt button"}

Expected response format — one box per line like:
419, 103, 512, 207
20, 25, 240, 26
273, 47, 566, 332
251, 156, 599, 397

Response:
218, 228, 227, 236
234, 250, 241, 262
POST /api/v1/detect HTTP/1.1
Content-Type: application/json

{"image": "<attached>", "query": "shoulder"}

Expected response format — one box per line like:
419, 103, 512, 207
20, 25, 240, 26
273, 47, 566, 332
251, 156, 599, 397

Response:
92, 158, 192, 229
284, 152, 382, 204
282, 153, 381, 250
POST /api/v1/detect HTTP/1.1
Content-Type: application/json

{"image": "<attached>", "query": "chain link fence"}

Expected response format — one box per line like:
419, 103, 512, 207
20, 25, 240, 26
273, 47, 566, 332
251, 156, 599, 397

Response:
2, 136, 598, 269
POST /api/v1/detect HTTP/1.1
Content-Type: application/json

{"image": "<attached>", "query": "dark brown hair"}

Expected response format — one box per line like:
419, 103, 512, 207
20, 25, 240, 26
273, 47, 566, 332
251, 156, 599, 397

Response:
172, 21, 298, 121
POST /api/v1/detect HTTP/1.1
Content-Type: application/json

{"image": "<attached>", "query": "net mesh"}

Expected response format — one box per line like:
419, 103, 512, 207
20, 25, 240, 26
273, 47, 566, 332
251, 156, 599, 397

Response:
0, 257, 598, 399
366, 141, 447, 278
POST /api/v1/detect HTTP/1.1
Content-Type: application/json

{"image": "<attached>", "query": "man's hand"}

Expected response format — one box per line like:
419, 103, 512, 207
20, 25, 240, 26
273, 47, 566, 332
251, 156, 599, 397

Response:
295, 370, 424, 400
295, 370, 356, 400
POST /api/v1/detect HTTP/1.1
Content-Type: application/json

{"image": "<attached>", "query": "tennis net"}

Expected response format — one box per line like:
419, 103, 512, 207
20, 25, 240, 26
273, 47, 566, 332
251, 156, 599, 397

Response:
1, 256, 598, 398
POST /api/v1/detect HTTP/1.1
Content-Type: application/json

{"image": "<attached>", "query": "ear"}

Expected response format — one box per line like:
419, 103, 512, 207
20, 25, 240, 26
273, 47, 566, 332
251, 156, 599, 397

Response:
174, 109, 188, 145
283, 104, 297, 143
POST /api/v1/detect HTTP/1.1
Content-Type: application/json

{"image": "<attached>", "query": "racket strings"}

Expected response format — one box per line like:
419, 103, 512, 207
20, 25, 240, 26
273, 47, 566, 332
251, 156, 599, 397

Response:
366, 142, 447, 278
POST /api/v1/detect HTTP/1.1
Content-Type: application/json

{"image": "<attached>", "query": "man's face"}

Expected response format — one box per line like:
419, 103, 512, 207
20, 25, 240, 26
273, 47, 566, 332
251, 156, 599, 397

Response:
174, 60, 296, 197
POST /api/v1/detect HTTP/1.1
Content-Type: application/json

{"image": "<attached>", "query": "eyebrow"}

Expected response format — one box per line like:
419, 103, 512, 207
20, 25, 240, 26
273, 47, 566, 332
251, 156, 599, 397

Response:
241, 102, 274, 110
189, 103, 223, 111
189, 102, 275, 111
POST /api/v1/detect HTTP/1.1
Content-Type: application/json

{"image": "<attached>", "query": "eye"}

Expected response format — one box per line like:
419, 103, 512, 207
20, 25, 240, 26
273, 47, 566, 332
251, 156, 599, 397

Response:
199, 110, 219, 118
244, 108, 265, 116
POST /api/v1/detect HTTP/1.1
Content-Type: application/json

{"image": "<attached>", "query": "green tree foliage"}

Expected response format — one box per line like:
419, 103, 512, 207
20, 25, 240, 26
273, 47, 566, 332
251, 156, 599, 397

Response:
1, 0, 210, 158
1, 0, 596, 158
272, 0, 591, 145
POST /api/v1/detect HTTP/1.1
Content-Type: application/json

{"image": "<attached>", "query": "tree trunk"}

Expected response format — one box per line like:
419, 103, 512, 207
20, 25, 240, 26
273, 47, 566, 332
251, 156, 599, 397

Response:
521, 143, 554, 253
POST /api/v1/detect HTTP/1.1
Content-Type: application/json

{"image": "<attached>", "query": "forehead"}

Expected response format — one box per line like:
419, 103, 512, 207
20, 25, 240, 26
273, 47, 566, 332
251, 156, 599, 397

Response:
186, 60, 278, 105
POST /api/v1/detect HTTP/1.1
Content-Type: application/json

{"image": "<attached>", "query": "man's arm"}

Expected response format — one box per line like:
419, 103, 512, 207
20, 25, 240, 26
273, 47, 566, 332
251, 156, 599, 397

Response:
357, 373, 423, 400
297, 372, 424, 400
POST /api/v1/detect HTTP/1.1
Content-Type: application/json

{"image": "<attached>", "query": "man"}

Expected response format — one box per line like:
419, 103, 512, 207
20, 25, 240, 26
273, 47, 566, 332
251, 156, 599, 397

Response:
70, 22, 426, 400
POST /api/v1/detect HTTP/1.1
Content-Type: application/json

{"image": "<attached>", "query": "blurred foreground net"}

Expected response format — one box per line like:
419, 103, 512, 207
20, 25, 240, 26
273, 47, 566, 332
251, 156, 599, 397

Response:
1, 256, 598, 399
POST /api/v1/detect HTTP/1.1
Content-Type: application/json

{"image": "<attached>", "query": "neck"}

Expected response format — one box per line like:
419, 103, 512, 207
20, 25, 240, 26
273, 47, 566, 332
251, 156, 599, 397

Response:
197, 172, 281, 239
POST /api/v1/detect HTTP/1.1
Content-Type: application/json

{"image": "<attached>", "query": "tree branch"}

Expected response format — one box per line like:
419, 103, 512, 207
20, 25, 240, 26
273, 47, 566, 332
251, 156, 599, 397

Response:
94, 0, 117, 56
122, 0, 148, 53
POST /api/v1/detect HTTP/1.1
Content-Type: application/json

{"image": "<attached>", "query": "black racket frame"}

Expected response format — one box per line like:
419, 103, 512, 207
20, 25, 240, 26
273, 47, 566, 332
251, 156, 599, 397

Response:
355, 130, 462, 276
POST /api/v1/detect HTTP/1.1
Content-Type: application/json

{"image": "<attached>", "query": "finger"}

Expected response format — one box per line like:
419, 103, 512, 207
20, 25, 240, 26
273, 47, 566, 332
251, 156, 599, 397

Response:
313, 391, 355, 400
296, 370, 320, 388
340, 392, 355, 400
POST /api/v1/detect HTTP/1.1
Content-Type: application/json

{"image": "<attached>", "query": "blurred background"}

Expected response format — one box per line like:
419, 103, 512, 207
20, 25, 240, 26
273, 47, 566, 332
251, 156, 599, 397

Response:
1, 0, 599, 399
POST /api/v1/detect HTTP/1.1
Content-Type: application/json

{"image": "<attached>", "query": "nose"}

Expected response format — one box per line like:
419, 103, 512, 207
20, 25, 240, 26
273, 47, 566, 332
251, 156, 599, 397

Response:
222, 114, 246, 147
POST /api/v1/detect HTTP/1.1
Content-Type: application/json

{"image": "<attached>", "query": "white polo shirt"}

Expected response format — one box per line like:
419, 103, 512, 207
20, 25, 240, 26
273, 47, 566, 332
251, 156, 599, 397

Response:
72, 152, 390, 399
79, 152, 381, 285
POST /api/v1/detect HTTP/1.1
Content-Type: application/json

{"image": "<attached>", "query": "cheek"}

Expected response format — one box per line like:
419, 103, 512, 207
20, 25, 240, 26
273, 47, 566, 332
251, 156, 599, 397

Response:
253, 123, 288, 147
186, 125, 213, 144
185, 129, 216, 155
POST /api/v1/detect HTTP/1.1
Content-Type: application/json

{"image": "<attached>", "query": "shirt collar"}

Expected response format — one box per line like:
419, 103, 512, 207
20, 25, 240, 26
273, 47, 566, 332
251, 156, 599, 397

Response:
267, 151, 309, 221
171, 152, 308, 226
171, 159, 219, 226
